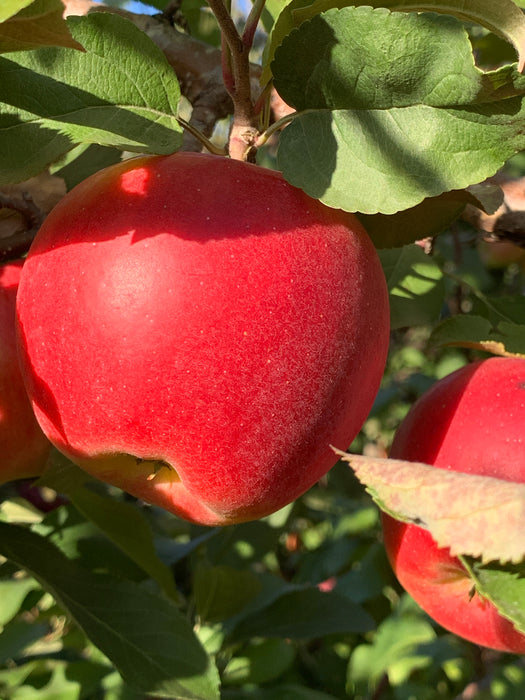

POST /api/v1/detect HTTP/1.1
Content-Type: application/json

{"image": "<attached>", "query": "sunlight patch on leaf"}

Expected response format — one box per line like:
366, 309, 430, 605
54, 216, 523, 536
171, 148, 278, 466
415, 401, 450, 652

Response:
272, 7, 525, 216
263, 0, 525, 82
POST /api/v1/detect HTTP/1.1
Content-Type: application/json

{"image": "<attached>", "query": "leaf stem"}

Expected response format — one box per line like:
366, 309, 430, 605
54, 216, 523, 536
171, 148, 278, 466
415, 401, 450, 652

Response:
254, 111, 298, 148
176, 117, 228, 156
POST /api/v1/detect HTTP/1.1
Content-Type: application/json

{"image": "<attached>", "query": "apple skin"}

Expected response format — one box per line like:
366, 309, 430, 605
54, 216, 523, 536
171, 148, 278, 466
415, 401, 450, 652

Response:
0, 261, 50, 485
478, 237, 525, 270
382, 357, 525, 653
16, 152, 389, 526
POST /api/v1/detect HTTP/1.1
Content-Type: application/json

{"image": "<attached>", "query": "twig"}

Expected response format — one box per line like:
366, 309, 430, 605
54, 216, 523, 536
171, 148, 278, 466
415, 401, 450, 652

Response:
206, 0, 260, 160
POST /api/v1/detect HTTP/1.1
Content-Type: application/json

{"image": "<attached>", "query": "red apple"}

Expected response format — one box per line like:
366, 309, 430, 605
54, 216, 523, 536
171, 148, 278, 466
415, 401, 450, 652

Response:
0, 261, 50, 485
478, 237, 525, 270
16, 152, 389, 526
382, 357, 525, 653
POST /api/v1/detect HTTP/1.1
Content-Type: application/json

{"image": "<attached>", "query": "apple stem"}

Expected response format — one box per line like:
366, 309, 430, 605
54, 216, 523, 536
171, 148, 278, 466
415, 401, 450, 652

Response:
207, 0, 263, 161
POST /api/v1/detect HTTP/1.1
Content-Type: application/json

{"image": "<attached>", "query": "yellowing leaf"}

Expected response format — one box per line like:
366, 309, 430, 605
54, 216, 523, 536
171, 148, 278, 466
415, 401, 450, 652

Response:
430, 316, 525, 357
335, 451, 525, 565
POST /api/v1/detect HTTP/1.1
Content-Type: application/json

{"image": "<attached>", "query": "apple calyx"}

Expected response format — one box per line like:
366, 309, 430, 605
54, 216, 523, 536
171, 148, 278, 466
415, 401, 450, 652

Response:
134, 458, 178, 482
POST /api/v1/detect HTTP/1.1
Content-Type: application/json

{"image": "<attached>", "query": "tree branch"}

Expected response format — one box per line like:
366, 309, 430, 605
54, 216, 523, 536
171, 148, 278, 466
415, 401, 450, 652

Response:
63, 0, 293, 157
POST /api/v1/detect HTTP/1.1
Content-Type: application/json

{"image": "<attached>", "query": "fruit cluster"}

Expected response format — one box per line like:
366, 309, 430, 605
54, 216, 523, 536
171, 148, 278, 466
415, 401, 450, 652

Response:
3, 153, 524, 653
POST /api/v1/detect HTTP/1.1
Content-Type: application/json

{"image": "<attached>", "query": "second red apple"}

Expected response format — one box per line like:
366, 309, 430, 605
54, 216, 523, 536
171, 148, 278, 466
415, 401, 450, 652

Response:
382, 357, 525, 653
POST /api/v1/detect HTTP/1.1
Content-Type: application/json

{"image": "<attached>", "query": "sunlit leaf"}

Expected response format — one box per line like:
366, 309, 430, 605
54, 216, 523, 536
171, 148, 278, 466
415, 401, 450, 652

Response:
273, 8, 525, 214
263, 0, 525, 83
0, 12, 182, 184
380, 245, 445, 328
337, 451, 525, 564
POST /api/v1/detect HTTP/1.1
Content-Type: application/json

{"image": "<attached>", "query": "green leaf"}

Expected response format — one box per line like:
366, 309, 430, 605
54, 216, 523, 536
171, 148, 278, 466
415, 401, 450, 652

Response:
430, 315, 525, 356
273, 8, 525, 214
0, 577, 40, 626
0, 12, 182, 184
228, 586, 375, 641
222, 639, 296, 686
0, 522, 220, 700
274, 10, 486, 111
263, 0, 525, 83
68, 485, 180, 601
194, 565, 263, 622
0, 0, 83, 53
358, 192, 467, 248
348, 614, 437, 693
465, 560, 525, 634
338, 451, 525, 564
379, 245, 445, 329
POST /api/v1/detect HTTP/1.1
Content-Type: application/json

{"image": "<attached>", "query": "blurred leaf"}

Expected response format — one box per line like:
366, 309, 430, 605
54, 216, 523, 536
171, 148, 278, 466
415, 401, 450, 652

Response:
0, 577, 39, 626
359, 183, 502, 249
273, 8, 525, 215
334, 543, 391, 604
228, 586, 375, 641
338, 451, 525, 564
380, 245, 445, 329
0, 522, 220, 699
348, 614, 436, 694
0, 660, 41, 694
359, 192, 467, 248
222, 639, 296, 686
194, 565, 262, 623
155, 529, 219, 567
50, 143, 123, 190
0, 0, 83, 53
264, 0, 525, 83
222, 686, 340, 700
5, 660, 113, 700
0, 619, 50, 665
474, 296, 525, 325
0, 0, 47, 23
0, 12, 182, 185
0, 498, 44, 524
430, 315, 525, 356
